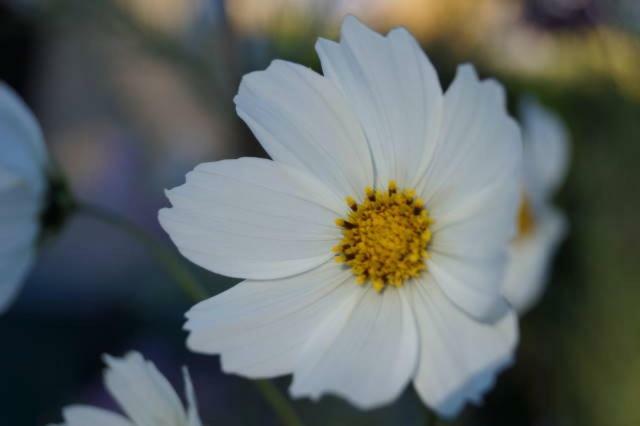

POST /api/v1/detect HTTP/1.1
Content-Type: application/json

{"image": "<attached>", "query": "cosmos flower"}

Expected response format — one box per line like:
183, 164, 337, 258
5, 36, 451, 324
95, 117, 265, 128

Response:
0, 84, 49, 314
160, 16, 522, 417
49, 352, 202, 426
503, 98, 570, 314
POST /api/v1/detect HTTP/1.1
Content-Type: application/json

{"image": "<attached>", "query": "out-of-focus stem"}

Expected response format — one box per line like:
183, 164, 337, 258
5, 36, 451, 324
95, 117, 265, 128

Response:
423, 405, 444, 426
255, 379, 304, 426
77, 201, 305, 426
76, 202, 208, 302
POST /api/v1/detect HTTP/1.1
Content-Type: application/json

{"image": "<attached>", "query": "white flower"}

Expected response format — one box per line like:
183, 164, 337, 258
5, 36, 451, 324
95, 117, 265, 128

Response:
0, 83, 48, 314
49, 351, 202, 426
160, 16, 522, 417
503, 98, 570, 314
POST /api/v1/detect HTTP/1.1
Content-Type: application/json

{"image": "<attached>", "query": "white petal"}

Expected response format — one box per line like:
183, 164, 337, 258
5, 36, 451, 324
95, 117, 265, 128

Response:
0, 166, 23, 192
0, 177, 42, 220
182, 367, 203, 426
103, 352, 189, 426
316, 16, 443, 187
52, 405, 133, 426
290, 286, 419, 410
0, 83, 47, 194
0, 87, 45, 315
520, 97, 570, 202
160, 158, 343, 280
409, 278, 518, 418
430, 179, 517, 256
234, 59, 373, 199
419, 64, 521, 219
426, 253, 510, 322
503, 207, 568, 313
185, 261, 357, 378
417, 64, 521, 321
0, 185, 40, 314
426, 180, 516, 321
0, 219, 39, 254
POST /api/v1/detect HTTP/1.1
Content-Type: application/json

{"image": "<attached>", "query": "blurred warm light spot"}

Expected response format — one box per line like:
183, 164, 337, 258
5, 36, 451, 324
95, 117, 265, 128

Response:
366, 0, 511, 46
225, 0, 640, 100
223, 0, 509, 43
486, 25, 640, 100
225, 0, 349, 36
53, 121, 119, 190
111, 48, 224, 160
104, 41, 239, 183
118, 0, 201, 34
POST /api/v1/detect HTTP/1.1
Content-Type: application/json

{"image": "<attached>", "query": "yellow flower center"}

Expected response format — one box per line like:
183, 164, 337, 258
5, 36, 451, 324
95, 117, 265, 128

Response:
333, 181, 433, 292
517, 194, 536, 237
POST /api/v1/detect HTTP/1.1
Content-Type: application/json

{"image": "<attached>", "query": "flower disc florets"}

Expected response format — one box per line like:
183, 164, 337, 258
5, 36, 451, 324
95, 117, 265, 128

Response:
333, 181, 433, 292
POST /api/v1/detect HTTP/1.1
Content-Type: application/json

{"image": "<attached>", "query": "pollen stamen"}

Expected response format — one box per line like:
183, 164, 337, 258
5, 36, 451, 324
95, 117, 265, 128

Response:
334, 181, 433, 292
517, 194, 536, 237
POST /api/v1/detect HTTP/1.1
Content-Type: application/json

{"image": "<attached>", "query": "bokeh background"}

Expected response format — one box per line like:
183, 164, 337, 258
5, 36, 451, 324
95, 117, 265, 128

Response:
1, 0, 639, 425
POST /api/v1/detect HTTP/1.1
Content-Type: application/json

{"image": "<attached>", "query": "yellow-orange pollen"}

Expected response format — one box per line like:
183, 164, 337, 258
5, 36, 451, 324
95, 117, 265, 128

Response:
517, 194, 536, 237
333, 181, 433, 292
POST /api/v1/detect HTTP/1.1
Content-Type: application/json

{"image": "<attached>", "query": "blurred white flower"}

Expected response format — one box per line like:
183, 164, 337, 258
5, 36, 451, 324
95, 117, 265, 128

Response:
0, 83, 49, 314
160, 16, 522, 417
50, 351, 202, 426
503, 98, 570, 314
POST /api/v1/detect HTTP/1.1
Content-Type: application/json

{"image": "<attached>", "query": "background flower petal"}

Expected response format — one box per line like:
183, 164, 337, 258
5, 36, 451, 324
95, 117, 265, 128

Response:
52, 405, 133, 426
0, 247, 35, 314
0, 174, 42, 314
520, 97, 571, 203
182, 367, 203, 426
503, 207, 568, 313
0, 83, 47, 195
103, 352, 189, 426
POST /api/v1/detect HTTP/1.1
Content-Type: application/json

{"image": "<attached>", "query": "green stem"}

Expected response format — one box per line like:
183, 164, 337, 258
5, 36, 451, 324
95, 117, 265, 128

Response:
423, 405, 442, 426
254, 380, 304, 426
76, 202, 208, 302
76, 202, 305, 426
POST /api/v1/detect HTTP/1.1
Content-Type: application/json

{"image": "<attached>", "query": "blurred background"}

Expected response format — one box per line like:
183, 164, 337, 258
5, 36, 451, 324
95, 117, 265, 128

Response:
1, 0, 639, 425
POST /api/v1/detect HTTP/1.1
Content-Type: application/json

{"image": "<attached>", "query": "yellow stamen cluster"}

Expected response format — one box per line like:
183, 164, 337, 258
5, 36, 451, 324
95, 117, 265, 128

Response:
333, 181, 433, 292
517, 194, 536, 237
